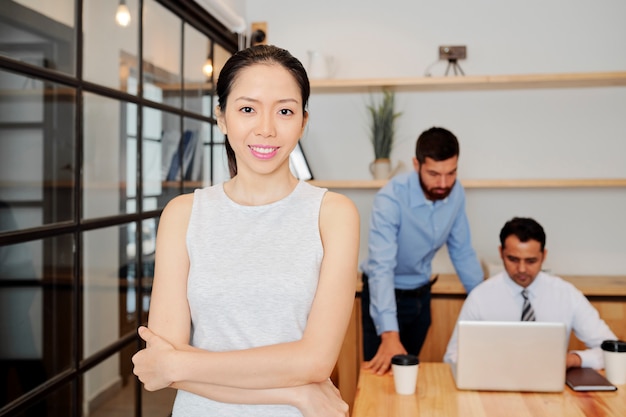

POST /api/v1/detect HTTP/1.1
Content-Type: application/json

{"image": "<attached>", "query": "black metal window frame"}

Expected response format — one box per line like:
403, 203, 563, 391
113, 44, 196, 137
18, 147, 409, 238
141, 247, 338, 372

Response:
0, 0, 238, 415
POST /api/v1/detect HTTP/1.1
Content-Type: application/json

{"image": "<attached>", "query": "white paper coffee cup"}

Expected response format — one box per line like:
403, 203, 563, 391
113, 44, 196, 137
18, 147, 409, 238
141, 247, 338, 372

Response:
602, 340, 626, 385
391, 354, 419, 395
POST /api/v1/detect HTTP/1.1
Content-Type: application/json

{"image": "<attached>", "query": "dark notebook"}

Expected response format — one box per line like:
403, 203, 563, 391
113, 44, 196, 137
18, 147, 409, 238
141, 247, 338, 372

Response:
566, 367, 617, 391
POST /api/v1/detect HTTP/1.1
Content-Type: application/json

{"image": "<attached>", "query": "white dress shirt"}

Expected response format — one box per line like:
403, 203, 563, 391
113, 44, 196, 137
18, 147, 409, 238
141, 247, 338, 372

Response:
444, 271, 617, 369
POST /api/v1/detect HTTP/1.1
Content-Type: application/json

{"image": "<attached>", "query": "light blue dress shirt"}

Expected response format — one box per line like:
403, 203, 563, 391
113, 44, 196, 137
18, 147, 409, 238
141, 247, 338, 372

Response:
360, 171, 483, 334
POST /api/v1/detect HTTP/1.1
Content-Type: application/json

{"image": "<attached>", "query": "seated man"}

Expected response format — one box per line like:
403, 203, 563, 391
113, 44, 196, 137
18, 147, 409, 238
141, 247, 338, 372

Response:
444, 217, 617, 369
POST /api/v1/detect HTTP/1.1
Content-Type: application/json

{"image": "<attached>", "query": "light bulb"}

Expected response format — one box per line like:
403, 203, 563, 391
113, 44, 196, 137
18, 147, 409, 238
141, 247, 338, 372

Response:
202, 58, 213, 77
116, 1, 131, 27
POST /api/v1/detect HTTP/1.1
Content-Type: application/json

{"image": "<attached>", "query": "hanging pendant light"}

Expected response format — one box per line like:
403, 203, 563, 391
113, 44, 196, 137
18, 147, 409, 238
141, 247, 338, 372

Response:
116, 0, 131, 27
202, 56, 213, 78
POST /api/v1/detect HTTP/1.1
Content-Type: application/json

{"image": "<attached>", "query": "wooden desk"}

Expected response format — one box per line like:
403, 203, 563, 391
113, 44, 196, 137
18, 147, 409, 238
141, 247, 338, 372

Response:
354, 273, 626, 362
335, 275, 626, 411
351, 363, 626, 417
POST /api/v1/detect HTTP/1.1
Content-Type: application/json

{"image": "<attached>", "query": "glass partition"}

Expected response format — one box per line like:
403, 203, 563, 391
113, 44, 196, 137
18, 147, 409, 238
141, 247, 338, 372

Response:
210, 124, 230, 183
83, 0, 139, 92
183, 23, 213, 117
82, 362, 175, 417
83, 93, 136, 219
143, 106, 180, 211
0, 0, 236, 414
182, 117, 212, 192
211, 143, 230, 184
83, 220, 155, 414
0, 70, 75, 232
19, 382, 72, 417
83, 356, 129, 417
0, 233, 75, 410
143, 0, 181, 100
83, 224, 138, 358
0, 1, 75, 76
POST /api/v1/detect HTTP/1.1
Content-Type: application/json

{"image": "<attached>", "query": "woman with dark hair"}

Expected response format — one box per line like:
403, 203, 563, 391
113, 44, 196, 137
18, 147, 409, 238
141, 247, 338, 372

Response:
217, 45, 311, 179
132, 45, 358, 417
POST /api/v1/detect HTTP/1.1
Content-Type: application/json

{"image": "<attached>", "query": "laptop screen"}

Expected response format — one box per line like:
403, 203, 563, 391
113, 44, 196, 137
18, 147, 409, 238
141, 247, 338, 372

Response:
454, 321, 568, 392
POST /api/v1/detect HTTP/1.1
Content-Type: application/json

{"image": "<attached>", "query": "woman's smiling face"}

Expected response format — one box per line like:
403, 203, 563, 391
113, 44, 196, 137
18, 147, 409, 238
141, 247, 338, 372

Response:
216, 63, 308, 177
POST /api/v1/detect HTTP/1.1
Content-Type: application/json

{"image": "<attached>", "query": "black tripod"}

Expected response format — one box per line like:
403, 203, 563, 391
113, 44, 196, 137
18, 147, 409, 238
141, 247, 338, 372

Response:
444, 58, 465, 76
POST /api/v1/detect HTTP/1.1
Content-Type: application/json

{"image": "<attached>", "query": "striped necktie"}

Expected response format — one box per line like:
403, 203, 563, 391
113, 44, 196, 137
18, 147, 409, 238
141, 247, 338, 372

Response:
521, 289, 536, 321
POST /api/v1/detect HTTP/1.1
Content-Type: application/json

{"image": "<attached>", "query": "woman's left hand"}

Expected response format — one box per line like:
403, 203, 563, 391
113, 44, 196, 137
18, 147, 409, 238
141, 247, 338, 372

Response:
293, 378, 349, 417
132, 326, 176, 391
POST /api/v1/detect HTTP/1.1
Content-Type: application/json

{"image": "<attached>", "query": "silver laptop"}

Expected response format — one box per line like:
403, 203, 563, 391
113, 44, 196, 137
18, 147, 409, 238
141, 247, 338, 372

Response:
452, 321, 568, 392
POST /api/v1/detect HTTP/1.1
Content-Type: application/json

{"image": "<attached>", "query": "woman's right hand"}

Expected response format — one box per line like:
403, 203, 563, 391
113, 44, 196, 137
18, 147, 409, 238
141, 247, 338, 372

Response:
294, 379, 349, 417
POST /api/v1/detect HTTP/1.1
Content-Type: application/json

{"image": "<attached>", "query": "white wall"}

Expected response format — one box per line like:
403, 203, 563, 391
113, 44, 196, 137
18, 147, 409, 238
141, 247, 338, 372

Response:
244, 0, 626, 276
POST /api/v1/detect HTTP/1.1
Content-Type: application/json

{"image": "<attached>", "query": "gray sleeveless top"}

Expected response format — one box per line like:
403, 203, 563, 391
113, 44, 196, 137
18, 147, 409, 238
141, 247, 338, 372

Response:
172, 181, 327, 417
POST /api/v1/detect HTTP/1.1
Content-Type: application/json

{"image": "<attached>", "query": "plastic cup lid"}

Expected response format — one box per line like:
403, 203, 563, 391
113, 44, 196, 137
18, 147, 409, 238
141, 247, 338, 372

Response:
391, 354, 419, 366
601, 340, 626, 352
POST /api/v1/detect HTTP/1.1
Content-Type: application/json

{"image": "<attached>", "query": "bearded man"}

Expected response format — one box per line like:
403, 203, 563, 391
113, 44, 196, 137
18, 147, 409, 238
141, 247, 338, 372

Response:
360, 126, 483, 374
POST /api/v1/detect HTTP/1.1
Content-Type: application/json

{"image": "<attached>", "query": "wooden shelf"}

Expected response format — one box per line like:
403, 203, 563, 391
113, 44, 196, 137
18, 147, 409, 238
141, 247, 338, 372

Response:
308, 180, 388, 189
309, 178, 626, 189
310, 71, 626, 92
463, 178, 626, 188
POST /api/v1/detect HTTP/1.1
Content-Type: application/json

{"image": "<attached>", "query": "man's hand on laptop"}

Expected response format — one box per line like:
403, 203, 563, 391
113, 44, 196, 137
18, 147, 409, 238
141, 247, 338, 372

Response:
363, 331, 407, 375
566, 352, 582, 369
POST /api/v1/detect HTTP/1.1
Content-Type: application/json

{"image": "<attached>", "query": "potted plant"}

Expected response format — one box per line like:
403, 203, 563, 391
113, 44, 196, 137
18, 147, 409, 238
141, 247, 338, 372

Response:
367, 89, 402, 179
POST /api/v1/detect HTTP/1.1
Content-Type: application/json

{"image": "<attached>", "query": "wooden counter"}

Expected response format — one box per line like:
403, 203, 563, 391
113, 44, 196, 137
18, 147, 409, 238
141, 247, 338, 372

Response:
352, 273, 626, 361
351, 362, 626, 417
355, 272, 626, 296
335, 273, 626, 411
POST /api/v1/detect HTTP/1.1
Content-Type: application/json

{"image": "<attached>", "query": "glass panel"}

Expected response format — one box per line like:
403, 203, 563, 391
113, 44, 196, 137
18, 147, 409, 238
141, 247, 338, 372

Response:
213, 43, 231, 77
143, 0, 181, 102
83, 0, 139, 92
0, 234, 74, 409
126, 95, 138, 210
0, 69, 75, 231
124, 220, 154, 326
182, 118, 211, 192
83, 356, 129, 417
0, 1, 76, 76
10, 381, 72, 417
140, 218, 156, 321
83, 358, 176, 417
84, 93, 136, 219
212, 44, 231, 85
211, 143, 230, 184
139, 219, 158, 319
212, 121, 225, 144
210, 125, 228, 184
203, 94, 214, 121
183, 23, 213, 116
83, 224, 139, 358
211, 43, 231, 119
144, 107, 180, 210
